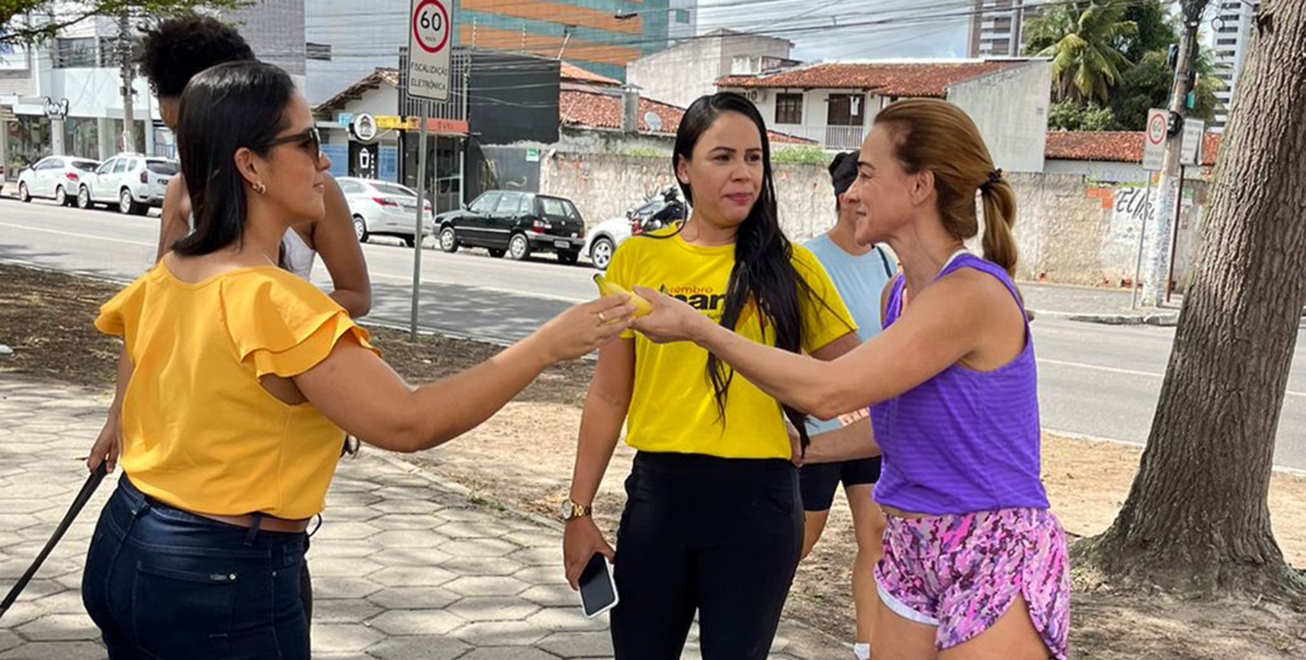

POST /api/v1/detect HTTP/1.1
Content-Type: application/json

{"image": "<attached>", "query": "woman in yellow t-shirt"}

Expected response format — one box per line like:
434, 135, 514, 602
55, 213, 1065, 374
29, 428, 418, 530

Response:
561, 92, 861, 659
79, 61, 634, 660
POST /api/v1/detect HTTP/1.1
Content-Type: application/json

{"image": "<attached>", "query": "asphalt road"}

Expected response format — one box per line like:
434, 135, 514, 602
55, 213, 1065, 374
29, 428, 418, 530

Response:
3, 197, 1304, 471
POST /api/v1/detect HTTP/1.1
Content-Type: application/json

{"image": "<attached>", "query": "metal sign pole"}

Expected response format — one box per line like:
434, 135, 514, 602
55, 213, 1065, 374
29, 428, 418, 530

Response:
410, 117, 428, 339
1131, 176, 1155, 310
405, 0, 452, 338
1165, 165, 1187, 305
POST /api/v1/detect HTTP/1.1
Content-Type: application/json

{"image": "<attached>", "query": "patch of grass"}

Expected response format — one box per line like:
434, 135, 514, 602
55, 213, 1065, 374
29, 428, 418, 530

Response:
622, 147, 666, 158
772, 145, 832, 165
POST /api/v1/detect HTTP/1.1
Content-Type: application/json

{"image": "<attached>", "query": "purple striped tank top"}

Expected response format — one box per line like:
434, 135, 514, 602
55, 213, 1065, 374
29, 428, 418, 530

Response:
869, 252, 1049, 515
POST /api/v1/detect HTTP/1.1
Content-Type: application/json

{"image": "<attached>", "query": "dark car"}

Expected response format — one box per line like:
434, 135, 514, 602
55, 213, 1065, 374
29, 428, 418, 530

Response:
434, 191, 587, 264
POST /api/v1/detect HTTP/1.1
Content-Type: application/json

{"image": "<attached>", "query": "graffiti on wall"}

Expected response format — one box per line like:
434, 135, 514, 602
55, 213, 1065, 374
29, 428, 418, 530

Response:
1111, 185, 1153, 243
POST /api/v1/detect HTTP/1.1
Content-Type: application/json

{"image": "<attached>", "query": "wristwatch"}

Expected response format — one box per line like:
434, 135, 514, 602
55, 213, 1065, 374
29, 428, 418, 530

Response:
560, 499, 591, 522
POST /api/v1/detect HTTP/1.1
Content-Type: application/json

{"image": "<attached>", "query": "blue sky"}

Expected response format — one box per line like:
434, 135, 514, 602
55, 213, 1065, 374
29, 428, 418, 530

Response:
694, 0, 972, 61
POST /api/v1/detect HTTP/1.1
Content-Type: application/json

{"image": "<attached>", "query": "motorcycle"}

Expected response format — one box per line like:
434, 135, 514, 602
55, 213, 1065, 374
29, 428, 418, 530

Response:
630, 186, 687, 236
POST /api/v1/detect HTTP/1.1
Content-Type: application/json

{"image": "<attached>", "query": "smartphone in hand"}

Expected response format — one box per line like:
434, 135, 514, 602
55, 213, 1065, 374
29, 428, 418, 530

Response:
578, 553, 619, 618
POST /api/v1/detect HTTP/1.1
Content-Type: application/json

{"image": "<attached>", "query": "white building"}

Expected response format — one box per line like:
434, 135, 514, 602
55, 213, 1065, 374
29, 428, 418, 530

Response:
968, 0, 1044, 58
0, 1, 305, 178
668, 0, 698, 43
627, 29, 795, 111
1210, 0, 1260, 132
717, 58, 1052, 172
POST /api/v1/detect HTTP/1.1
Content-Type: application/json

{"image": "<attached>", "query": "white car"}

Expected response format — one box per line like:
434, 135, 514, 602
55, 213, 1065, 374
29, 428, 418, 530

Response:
582, 215, 634, 271
76, 153, 176, 215
17, 156, 100, 206
337, 177, 434, 247
582, 193, 687, 270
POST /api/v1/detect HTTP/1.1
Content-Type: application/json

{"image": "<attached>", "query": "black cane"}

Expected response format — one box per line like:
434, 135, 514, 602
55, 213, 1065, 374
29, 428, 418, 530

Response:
0, 462, 108, 619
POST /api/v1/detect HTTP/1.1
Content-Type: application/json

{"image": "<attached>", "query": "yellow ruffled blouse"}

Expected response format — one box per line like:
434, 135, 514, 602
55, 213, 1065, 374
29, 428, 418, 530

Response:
95, 263, 376, 519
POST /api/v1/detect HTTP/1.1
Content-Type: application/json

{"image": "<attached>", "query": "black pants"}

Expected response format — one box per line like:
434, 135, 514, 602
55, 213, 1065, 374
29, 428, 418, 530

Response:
610, 452, 803, 660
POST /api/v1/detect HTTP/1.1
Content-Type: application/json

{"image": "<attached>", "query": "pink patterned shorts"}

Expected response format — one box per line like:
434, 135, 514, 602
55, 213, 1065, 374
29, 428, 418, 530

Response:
873, 507, 1069, 658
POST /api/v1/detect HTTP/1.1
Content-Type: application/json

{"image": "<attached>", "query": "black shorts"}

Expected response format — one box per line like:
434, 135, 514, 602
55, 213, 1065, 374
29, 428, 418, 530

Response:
798, 457, 882, 512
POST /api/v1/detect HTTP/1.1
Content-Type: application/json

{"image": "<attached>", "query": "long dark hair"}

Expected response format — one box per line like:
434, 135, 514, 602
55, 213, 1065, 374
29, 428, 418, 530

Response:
673, 92, 827, 449
173, 61, 294, 256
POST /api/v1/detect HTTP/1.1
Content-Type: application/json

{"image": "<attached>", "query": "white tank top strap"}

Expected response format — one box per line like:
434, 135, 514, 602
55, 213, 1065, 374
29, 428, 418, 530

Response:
281, 228, 317, 281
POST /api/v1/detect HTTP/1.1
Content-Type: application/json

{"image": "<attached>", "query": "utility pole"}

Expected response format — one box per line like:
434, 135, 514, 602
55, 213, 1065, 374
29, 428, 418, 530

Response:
118, 10, 136, 153
1141, 0, 1208, 305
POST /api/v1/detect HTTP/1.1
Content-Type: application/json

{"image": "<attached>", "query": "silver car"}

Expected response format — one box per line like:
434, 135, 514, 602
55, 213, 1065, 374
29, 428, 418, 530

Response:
77, 153, 176, 215
17, 156, 100, 206
337, 177, 433, 247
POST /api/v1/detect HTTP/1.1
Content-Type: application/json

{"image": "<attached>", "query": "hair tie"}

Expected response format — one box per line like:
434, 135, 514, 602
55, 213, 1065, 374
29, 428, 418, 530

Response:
981, 168, 1003, 192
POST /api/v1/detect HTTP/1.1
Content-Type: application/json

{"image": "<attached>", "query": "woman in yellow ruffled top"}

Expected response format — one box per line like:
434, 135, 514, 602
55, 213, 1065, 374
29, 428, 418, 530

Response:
78, 61, 635, 660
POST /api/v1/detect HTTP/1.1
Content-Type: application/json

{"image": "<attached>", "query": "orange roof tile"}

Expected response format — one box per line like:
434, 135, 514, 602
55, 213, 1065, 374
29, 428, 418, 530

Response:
559, 89, 813, 144
560, 61, 621, 86
1045, 130, 1221, 166
315, 68, 402, 114
718, 61, 1030, 98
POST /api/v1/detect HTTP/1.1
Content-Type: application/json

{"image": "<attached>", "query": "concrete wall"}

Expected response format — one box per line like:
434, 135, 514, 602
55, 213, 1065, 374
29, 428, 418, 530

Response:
946, 60, 1050, 173
231, 0, 306, 76
627, 32, 791, 109
996, 168, 1209, 289
541, 151, 1212, 290
538, 151, 838, 234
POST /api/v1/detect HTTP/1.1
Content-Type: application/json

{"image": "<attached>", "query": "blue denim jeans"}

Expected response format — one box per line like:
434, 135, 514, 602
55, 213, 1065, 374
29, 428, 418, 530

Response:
81, 477, 309, 660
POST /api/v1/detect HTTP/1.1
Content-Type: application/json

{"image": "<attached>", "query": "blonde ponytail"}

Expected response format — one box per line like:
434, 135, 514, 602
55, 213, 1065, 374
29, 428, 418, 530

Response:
980, 176, 1018, 276
874, 99, 1020, 276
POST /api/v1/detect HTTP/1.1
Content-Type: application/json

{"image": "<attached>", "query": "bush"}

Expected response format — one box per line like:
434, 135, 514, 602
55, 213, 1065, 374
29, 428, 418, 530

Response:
772, 145, 832, 165
1049, 100, 1119, 131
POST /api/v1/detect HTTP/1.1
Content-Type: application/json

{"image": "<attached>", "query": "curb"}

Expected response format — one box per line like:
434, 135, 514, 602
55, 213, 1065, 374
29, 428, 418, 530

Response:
1028, 308, 1179, 327
1044, 427, 1306, 478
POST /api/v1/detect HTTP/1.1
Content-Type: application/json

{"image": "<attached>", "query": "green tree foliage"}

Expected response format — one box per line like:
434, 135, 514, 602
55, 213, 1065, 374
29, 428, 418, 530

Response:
1048, 100, 1118, 131
1028, 0, 1222, 130
1, 1, 248, 45
1028, 0, 1137, 105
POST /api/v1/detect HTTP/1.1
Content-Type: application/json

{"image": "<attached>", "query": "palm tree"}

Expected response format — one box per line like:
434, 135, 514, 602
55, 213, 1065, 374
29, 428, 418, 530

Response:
1025, 0, 1138, 105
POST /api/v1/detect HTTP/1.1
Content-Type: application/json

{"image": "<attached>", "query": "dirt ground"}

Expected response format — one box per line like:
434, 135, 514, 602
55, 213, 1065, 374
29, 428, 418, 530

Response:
3, 262, 1305, 659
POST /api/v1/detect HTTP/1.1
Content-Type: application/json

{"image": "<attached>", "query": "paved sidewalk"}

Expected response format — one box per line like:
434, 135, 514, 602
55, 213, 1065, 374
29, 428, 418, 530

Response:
0, 376, 847, 659
1022, 282, 1182, 326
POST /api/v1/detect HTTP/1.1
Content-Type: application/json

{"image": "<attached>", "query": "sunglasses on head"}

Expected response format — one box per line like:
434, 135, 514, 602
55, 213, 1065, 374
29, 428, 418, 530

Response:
264, 127, 322, 163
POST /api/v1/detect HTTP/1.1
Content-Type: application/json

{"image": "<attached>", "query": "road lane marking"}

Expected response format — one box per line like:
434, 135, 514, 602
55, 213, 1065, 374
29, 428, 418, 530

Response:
1038, 357, 1306, 398
0, 222, 154, 248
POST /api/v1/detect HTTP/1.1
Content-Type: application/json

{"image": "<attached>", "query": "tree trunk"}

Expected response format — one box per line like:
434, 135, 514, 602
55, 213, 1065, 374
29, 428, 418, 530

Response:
1078, 0, 1306, 602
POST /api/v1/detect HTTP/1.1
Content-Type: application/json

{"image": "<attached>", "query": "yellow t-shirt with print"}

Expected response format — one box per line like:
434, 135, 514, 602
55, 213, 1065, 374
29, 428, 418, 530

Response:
607, 228, 856, 459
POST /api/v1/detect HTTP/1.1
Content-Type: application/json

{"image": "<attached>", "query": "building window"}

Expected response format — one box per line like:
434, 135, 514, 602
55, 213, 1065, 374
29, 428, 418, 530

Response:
775, 93, 803, 125
306, 42, 332, 61
1216, 38, 1238, 45
54, 38, 98, 68
63, 117, 99, 159
673, 8, 691, 24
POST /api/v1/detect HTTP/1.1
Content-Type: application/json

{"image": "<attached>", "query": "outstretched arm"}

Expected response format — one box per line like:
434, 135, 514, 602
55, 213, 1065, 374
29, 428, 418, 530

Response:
295, 296, 634, 453
632, 273, 999, 420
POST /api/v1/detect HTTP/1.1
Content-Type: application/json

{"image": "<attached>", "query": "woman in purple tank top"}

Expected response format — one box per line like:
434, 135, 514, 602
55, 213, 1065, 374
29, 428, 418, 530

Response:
631, 98, 1069, 660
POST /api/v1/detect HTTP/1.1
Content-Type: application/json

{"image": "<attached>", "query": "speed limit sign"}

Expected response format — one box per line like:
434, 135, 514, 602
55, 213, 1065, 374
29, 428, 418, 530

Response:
407, 0, 452, 100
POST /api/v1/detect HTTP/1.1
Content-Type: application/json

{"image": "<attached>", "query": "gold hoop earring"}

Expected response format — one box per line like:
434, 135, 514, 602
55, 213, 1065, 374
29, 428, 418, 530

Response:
252, 182, 267, 195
